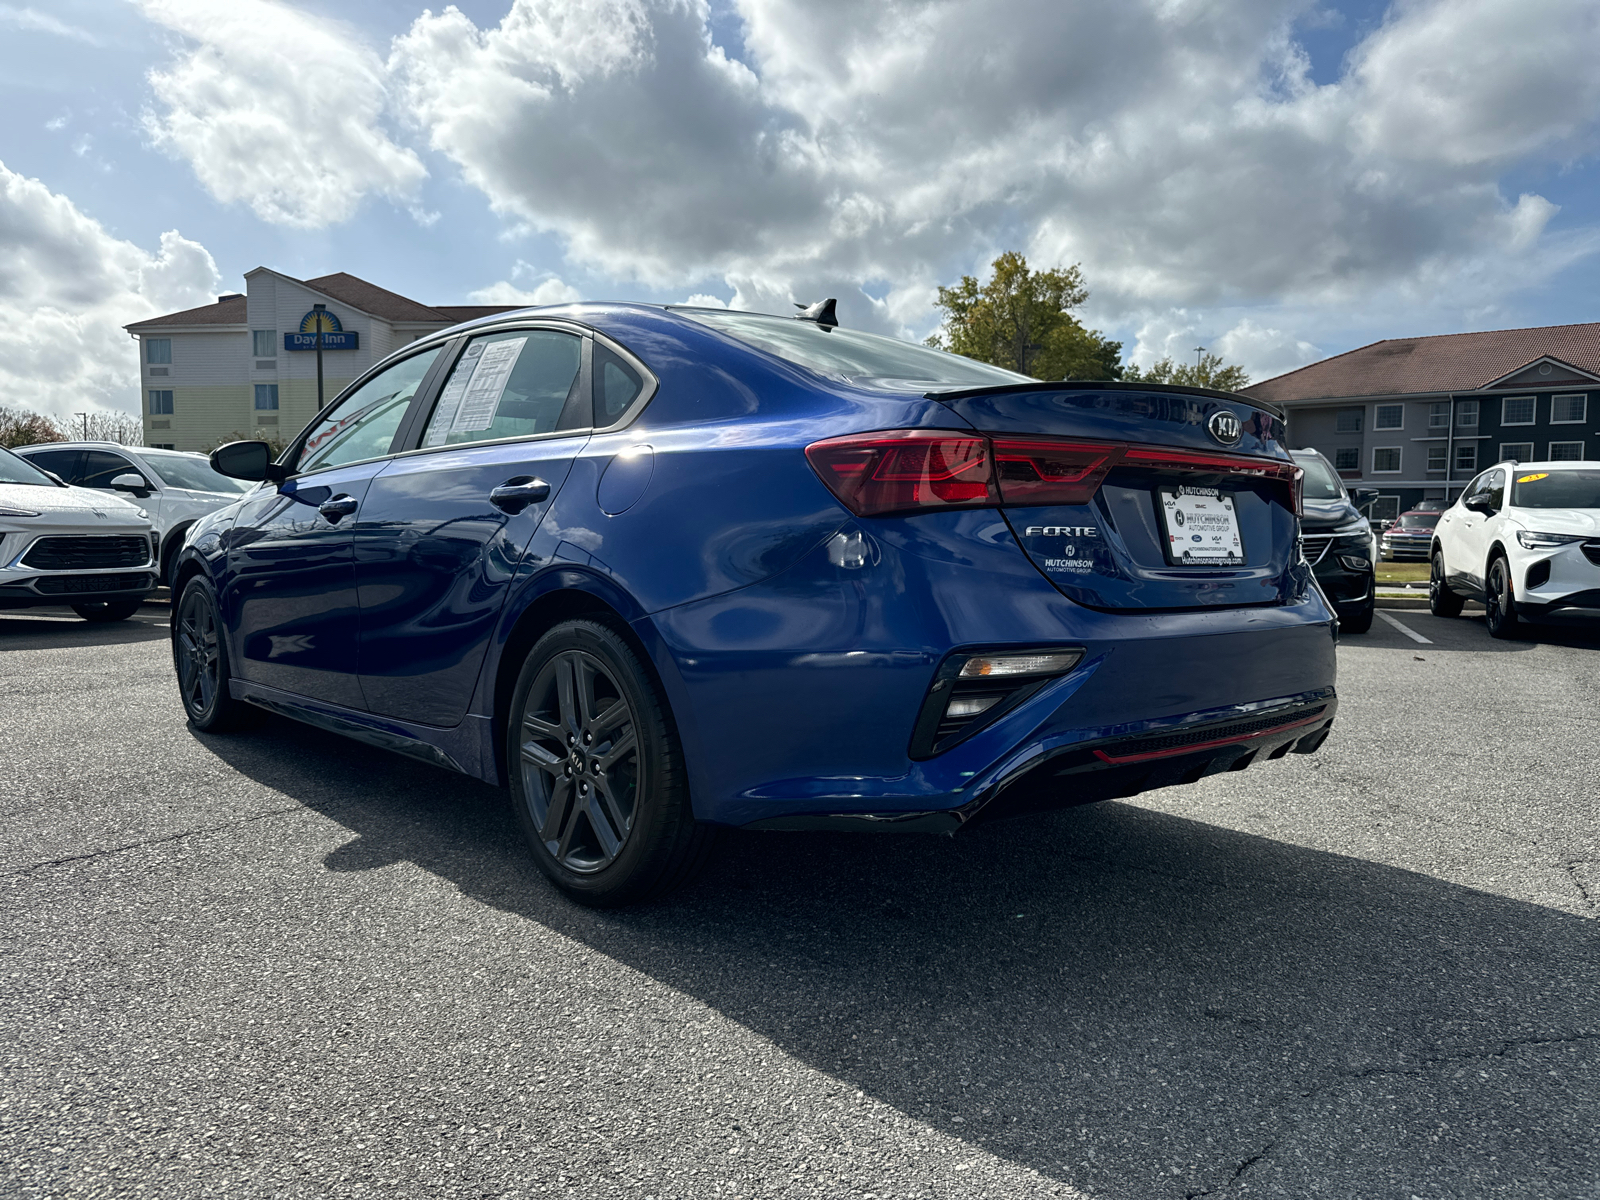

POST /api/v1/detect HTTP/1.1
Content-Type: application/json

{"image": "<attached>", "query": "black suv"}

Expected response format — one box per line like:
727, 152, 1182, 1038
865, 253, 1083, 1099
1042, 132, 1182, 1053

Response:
1291, 449, 1376, 635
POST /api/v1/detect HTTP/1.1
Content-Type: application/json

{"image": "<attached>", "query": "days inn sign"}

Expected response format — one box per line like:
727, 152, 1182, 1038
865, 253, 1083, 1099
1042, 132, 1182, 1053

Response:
284, 308, 359, 351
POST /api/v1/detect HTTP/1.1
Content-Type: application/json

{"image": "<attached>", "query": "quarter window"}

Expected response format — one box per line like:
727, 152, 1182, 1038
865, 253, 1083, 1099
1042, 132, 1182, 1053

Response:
1427, 445, 1447, 471
594, 344, 644, 426
146, 338, 171, 365
1502, 396, 1534, 425
1549, 441, 1585, 461
422, 330, 583, 449
254, 384, 279, 411
1454, 443, 1477, 471
252, 330, 277, 358
1456, 400, 1479, 428
1372, 447, 1400, 473
1333, 447, 1359, 471
1552, 394, 1587, 423
149, 390, 174, 415
1334, 409, 1362, 434
298, 346, 444, 474
1498, 442, 1533, 463
1374, 404, 1403, 430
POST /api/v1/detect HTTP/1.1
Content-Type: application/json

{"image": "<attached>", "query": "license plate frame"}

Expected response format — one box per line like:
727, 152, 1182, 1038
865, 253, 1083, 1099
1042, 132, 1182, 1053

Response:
1157, 486, 1246, 566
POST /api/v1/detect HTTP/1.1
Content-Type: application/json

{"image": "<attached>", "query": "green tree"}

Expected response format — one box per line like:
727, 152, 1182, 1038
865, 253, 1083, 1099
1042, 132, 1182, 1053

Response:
928, 251, 1124, 381
1124, 352, 1250, 393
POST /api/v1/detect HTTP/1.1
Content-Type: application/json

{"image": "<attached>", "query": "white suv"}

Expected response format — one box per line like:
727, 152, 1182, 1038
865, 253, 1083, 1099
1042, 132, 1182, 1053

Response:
1430, 460, 1600, 637
16, 442, 253, 585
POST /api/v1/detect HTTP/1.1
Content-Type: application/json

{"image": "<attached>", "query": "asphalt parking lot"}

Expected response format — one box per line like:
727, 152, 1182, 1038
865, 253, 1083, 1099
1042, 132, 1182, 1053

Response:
2, 603, 1596, 1199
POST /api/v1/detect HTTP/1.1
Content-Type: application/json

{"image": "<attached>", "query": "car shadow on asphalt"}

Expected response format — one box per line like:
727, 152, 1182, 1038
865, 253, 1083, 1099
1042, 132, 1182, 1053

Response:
1362, 610, 1600, 654
197, 715, 1600, 1199
0, 607, 169, 648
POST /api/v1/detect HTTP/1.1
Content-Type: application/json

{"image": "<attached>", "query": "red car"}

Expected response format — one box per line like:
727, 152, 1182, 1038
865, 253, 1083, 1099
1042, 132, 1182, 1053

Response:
1380, 510, 1441, 561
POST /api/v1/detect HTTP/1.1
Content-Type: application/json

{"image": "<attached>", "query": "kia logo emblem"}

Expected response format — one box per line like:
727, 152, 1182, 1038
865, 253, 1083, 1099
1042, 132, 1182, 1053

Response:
1208, 410, 1242, 445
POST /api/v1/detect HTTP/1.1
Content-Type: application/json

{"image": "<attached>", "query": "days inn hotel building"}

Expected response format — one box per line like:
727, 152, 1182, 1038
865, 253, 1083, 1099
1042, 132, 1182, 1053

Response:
125, 268, 515, 452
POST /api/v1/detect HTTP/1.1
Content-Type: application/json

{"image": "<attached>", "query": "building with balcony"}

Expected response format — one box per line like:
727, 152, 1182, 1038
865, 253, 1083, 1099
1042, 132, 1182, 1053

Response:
124, 269, 517, 453
1244, 322, 1600, 522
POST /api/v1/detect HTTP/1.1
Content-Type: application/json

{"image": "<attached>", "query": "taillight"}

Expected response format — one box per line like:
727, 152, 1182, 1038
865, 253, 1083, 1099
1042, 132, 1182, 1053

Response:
991, 438, 1124, 506
1120, 445, 1304, 517
804, 430, 995, 517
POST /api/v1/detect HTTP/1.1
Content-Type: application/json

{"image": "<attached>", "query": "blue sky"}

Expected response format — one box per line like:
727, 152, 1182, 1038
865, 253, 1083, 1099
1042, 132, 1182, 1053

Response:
2, 0, 1598, 417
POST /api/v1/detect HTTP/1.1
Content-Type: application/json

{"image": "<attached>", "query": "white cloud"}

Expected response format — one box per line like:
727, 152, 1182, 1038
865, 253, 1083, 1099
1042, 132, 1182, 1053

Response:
0, 161, 220, 419
138, 0, 426, 228
469, 276, 584, 306
0, 4, 99, 44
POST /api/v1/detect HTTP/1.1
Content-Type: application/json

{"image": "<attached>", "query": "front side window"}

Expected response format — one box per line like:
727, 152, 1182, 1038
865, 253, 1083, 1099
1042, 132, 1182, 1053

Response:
298, 346, 443, 474
252, 330, 277, 358
1374, 404, 1403, 430
143, 452, 252, 493
1333, 447, 1359, 471
1428, 401, 1450, 429
1511, 467, 1600, 508
422, 330, 583, 449
1456, 399, 1479, 428
1499, 442, 1533, 463
1454, 442, 1477, 471
1427, 445, 1447, 471
79, 451, 142, 490
1483, 468, 1506, 509
1372, 447, 1400, 473
1552, 394, 1587, 423
149, 390, 174, 415
254, 384, 280, 411
1549, 441, 1584, 461
146, 338, 171, 365
1502, 396, 1534, 425
1334, 409, 1362, 434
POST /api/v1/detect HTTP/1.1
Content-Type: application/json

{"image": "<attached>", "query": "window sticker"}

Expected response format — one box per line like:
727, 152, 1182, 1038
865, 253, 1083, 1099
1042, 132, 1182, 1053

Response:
425, 337, 529, 446
1518, 472, 1549, 483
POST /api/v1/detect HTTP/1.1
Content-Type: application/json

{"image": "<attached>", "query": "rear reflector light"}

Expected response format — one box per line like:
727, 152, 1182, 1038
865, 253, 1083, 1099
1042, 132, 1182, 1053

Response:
805, 431, 1302, 517
804, 430, 995, 517
959, 651, 1083, 678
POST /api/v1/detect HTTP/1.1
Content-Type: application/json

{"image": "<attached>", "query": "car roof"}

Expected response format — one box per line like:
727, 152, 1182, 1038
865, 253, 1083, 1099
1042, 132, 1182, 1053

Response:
14, 442, 204, 458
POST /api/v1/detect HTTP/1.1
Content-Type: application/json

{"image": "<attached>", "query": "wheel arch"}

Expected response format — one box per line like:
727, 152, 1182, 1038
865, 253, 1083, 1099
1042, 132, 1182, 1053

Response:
1486, 539, 1513, 595
159, 521, 196, 585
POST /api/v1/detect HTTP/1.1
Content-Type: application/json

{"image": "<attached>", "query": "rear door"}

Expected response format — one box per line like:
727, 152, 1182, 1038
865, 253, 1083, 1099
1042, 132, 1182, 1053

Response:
932, 383, 1301, 610
353, 326, 591, 726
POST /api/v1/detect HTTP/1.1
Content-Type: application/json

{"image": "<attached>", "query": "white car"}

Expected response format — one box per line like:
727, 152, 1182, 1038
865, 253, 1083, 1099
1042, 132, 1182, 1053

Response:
15, 442, 253, 585
0, 446, 158, 622
1430, 460, 1600, 637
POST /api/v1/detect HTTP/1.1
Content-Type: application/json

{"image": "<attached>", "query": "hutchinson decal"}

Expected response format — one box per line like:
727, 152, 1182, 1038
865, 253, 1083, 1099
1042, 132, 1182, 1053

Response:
285, 308, 359, 351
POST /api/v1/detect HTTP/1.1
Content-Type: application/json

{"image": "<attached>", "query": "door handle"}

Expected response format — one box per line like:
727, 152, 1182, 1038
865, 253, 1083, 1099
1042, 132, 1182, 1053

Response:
318, 494, 359, 523
489, 477, 551, 515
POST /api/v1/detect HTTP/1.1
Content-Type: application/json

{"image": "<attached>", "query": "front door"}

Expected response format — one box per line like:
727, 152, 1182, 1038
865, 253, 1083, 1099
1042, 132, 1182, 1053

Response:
355, 327, 590, 726
224, 344, 445, 708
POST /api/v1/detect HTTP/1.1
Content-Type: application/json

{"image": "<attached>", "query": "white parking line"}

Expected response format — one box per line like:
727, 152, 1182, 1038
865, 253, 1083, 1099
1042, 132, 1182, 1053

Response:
1376, 610, 1433, 644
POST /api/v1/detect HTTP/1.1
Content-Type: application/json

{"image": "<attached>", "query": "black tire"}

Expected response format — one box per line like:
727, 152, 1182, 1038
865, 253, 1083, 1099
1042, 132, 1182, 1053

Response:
1484, 554, 1520, 639
1429, 550, 1464, 618
1339, 598, 1374, 635
71, 599, 143, 623
172, 576, 252, 731
507, 619, 715, 907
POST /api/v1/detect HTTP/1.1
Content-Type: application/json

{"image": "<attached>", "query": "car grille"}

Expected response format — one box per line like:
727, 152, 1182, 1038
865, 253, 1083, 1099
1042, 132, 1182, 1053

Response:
21, 536, 150, 571
1300, 534, 1333, 564
33, 572, 154, 595
1583, 540, 1600, 567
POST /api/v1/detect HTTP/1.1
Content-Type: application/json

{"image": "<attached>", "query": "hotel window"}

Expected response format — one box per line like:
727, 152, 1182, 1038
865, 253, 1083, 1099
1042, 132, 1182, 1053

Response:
1374, 403, 1403, 430
145, 338, 171, 365
1335, 409, 1362, 433
1427, 445, 1447, 472
1334, 447, 1359, 471
254, 384, 280, 410
1498, 443, 1533, 463
1428, 401, 1450, 429
1372, 447, 1400, 473
1502, 395, 1534, 425
148, 390, 174, 415
252, 330, 277, 358
1454, 443, 1477, 471
1552, 394, 1587, 424
1456, 399, 1478, 428
1548, 441, 1585, 461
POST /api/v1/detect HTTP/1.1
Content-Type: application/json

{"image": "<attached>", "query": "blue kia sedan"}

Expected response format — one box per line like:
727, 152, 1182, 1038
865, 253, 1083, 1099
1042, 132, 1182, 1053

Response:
174, 302, 1337, 904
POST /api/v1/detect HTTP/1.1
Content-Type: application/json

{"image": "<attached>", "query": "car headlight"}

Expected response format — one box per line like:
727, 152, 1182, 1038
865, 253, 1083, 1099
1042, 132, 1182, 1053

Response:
1516, 531, 1585, 549
0, 506, 40, 518
1338, 555, 1371, 571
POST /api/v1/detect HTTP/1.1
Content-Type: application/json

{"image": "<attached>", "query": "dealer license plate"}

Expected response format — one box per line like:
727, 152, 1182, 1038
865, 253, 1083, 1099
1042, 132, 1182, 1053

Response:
1158, 487, 1245, 566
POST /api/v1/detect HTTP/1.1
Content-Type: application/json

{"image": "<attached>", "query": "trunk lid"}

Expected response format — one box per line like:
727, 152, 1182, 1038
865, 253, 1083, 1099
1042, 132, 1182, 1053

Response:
929, 382, 1304, 611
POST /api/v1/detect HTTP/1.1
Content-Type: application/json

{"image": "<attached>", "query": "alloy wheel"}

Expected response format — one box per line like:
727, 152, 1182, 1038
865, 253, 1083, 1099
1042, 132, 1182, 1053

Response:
518, 649, 641, 874
175, 588, 220, 717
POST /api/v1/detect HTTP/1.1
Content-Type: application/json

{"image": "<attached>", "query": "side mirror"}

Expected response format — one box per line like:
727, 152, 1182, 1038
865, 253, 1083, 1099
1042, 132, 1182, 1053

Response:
110, 473, 149, 494
210, 440, 286, 483
1353, 489, 1379, 503
1464, 495, 1493, 515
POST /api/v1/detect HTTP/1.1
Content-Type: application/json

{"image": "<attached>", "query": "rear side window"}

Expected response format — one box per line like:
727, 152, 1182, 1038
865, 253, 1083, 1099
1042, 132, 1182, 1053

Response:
423, 330, 582, 449
594, 344, 643, 425
24, 449, 82, 482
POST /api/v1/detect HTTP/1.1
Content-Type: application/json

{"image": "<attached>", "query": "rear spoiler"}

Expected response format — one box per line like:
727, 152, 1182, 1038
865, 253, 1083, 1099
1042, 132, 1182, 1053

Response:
923, 379, 1286, 421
